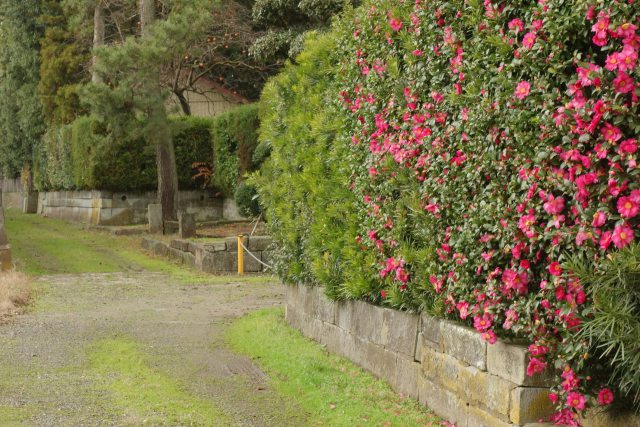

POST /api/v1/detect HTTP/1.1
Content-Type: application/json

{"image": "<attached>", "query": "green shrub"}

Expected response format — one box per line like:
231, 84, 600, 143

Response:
36, 115, 214, 192
210, 104, 260, 196
568, 245, 640, 412
257, 0, 640, 420
234, 181, 262, 218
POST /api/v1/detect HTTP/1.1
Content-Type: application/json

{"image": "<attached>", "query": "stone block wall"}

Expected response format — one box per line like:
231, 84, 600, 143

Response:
141, 235, 273, 274
37, 190, 223, 225
286, 284, 553, 427
286, 283, 640, 427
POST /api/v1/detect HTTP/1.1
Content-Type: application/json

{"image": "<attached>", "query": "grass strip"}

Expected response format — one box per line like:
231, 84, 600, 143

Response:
227, 307, 441, 427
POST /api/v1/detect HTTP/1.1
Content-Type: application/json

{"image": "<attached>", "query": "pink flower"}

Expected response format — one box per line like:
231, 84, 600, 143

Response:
526, 357, 547, 376
617, 22, 638, 38
380, 290, 387, 299
605, 53, 621, 71
601, 123, 622, 143
618, 46, 638, 72
548, 262, 562, 276
389, 18, 403, 32
600, 231, 613, 251
508, 18, 524, 32
566, 391, 587, 410
598, 388, 614, 406
528, 344, 549, 356
502, 269, 529, 294
617, 196, 639, 218
473, 313, 494, 332
612, 224, 634, 248
515, 81, 531, 100
592, 211, 607, 227
482, 330, 497, 344
456, 301, 470, 319
543, 194, 565, 214
522, 32, 536, 49
613, 72, 635, 93
619, 138, 638, 154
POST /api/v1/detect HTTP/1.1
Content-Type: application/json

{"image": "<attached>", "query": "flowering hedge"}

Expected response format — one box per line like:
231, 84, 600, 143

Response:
258, 0, 639, 423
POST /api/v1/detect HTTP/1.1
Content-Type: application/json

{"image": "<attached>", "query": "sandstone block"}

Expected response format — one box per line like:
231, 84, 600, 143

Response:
488, 341, 553, 387
459, 365, 512, 418
170, 239, 191, 252
148, 204, 162, 233
335, 300, 354, 332
467, 405, 516, 427
392, 356, 420, 399
381, 308, 419, 358
441, 320, 487, 370
418, 375, 468, 427
178, 211, 196, 239
351, 300, 385, 345
420, 314, 442, 351
510, 387, 555, 425
247, 236, 272, 251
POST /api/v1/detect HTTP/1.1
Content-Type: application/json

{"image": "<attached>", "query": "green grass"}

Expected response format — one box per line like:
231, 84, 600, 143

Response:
87, 337, 231, 426
227, 308, 440, 427
3, 210, 276, 284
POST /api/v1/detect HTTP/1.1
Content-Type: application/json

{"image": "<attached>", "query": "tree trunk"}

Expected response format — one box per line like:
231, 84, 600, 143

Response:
92, 2, 105, 83
175, 90, 192, 115
140, 0, 179, 221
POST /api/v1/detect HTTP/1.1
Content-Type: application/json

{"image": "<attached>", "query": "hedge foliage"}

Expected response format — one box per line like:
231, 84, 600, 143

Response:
210, 104, 260, 196
257, 0, 640, 421
34, 115, 213, 192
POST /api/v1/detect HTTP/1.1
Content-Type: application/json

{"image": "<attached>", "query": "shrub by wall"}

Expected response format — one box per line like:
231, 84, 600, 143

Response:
210, 104, 260, 196
257, 0, 640, 422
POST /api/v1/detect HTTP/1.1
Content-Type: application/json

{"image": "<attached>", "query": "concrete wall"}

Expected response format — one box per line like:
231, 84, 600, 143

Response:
141, 235, 272, 274
286, 284, 640, 427
37, 190, 224, 225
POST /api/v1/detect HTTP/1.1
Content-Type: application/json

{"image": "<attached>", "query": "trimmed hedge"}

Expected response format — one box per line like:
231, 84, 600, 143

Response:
210, 104, 260, 196
34, 115, 214, 192
257, 0, 640, 421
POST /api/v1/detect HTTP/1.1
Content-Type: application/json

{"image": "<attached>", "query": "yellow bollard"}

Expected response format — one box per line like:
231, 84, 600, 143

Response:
237, 235, 245, 276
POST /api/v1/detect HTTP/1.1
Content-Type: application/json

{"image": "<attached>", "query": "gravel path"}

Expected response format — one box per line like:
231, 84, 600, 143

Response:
0, 272, 302, 426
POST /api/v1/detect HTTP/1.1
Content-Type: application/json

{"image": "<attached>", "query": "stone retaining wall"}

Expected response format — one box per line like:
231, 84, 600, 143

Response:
37, 190, 223, 225
286, 284, 639, 427
141, 235, 272, 273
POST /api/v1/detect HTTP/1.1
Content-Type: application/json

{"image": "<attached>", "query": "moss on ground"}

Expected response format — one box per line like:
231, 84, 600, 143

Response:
87, 337, 231, 426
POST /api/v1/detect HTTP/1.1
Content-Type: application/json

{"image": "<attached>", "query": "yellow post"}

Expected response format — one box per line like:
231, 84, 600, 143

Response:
237, 235, 245, 276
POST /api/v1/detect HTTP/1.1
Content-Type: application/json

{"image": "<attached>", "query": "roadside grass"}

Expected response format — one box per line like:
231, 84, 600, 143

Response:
3, 210, 275, 285
0, 270, 31, 320
227, 307, 441, 427
87, 337, 231, 426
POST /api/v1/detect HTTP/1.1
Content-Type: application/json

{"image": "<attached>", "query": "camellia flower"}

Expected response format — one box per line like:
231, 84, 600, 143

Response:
601, 123, 622, 143
526, 357, 547, 376
508, 18, 524, 32
548, 262, 562, 276
389, 18, 403, 32
613, 72, 635, 93
543, 195, 565, 215
515, 81, 531, 99
566, 392, 587, 410
598, 388, 614, 406
592, 211, 607, 227
612, 224, 634, 248
522, 32, 536, 48
619, 139, 638, 154
482, 330, 497, 344
617, 196, 639, 218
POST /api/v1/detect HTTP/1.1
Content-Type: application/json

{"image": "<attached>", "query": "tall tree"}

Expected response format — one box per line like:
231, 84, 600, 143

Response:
0, 0, 45, 178
84, 0, 213, 221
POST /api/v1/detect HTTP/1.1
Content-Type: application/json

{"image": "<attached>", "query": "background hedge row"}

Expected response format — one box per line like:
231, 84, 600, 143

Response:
33, 106, 260, 195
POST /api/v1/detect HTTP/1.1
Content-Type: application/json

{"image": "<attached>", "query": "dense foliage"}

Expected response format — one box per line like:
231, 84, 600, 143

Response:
34, 116, 213, 192
210, 104, 261, 196
258, 0, 640, 423
0, 0, 45, 178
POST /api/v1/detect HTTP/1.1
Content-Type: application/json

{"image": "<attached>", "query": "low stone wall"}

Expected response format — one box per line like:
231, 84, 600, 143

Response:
141, 235, 272, 273
286, 284, 639, 427
37, 190, 223, 225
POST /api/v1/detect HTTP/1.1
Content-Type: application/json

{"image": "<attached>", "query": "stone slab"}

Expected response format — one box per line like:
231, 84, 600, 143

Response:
381, 308, 419, 358
458, 364, 512, 419
178, 211, 196, 239
170, 239, 191, 252
441, 320, 487, 371
488, 341, 554, 387
510, 387, 555, 425
148, 204, 163, 233
467, 405, 516, 427
418, 375, 468, 427
420, 314, 442, 351
247, 236, 272, 251
392, 356, 420, 399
